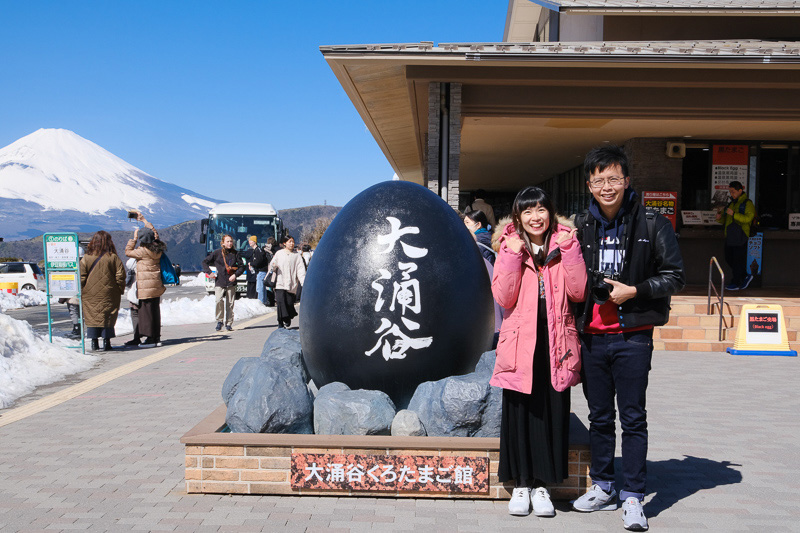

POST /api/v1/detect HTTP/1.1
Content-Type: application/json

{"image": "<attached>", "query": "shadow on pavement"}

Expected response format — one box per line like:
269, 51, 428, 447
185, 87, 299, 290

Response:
644, 455, 743, 517
159, 335, 234, 345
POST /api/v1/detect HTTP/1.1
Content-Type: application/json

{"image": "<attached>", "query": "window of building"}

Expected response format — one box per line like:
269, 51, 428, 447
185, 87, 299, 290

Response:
680, 147, 711, 211
758, 146, 790, 229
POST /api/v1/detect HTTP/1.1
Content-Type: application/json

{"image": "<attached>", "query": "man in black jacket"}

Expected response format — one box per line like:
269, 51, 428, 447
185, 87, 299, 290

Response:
571, 146, 684, 532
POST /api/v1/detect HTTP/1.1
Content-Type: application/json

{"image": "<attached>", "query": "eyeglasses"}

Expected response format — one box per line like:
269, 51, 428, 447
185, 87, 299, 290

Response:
588, 176, 626, 188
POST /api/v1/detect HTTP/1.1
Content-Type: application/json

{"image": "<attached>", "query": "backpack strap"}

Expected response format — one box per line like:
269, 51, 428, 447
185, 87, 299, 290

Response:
476, 241, 496, 257
644, 208, 658, 255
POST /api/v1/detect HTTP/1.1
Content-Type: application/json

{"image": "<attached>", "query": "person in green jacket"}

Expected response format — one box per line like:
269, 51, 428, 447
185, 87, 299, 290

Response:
717, 180, 756, 290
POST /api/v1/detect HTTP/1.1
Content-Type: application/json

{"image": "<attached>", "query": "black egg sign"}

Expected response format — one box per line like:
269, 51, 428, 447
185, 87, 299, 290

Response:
300, 181, 495, 409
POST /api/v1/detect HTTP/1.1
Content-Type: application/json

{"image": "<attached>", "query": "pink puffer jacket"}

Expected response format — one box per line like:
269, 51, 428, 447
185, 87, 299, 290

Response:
489, 219, 588, 394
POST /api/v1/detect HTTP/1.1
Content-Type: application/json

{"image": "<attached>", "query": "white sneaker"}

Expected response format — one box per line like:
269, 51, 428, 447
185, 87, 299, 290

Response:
531, 487, 555, 517
508, 487, 531, 516
622, 497, 648, 531
572, 484, 617, 512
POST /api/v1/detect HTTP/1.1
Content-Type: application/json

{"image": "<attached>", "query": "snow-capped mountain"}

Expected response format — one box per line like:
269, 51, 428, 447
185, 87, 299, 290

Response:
0, 128, 224, 240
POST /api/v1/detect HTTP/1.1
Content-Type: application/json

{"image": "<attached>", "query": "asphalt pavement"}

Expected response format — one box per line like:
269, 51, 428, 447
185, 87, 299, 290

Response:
0, 287, 798, 531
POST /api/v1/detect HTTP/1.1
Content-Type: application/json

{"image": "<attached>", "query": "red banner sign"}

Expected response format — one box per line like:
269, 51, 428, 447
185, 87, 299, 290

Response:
291, 453, 489, 493
642, 191, 677, 229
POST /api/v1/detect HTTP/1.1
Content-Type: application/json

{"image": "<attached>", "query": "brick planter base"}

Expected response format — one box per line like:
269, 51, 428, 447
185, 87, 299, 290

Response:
182, 404, 590, 500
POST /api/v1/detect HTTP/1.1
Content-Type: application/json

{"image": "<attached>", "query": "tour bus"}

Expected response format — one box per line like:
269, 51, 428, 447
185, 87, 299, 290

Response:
200, 202, 285, 295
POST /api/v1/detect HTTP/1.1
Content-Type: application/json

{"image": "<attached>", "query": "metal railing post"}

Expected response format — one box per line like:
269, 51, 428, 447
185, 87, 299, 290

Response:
708, 257, 725, 342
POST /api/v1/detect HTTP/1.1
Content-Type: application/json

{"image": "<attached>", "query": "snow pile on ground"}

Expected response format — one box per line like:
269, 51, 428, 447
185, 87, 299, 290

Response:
116, 295, 273, 335
0, 312, 98, 408
0, 289, 49, 312
180, 273, 207, 287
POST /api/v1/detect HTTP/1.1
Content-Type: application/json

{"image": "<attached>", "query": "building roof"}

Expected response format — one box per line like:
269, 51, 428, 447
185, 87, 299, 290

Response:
530, 0, 800, 14
322, 40, 800, 61
321, 39, 800, 190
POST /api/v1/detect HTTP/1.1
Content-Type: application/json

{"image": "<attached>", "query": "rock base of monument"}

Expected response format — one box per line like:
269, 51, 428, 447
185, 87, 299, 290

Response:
182, 404, 591, 500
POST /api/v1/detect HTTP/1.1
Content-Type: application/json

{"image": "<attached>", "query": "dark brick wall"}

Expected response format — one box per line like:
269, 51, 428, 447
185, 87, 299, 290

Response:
624, 137, 684, 212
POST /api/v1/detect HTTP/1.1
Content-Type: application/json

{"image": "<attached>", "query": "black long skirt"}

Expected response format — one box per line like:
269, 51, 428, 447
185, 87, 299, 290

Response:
138, 297, 161, 341
497, 305, 571, 487
275, 289, 297, 325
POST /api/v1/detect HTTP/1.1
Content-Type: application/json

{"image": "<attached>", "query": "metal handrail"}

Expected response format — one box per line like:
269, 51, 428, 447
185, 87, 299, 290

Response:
707, 257, 725, 342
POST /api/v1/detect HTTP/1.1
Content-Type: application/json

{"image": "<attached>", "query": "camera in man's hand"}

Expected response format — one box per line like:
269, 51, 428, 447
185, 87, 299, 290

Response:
591, 269, 619, 305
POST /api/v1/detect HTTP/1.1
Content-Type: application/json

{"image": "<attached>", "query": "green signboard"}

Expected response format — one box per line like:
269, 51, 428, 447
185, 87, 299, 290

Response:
43, 232, 84, 352
44, 233, 79, 270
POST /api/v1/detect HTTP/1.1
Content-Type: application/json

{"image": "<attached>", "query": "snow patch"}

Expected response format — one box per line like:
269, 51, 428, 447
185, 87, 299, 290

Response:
0, 313, 98, 408
0, 289, 49, 312
181, 193, 216, 210
179, 273, 207, 287
115, 295, 273, 335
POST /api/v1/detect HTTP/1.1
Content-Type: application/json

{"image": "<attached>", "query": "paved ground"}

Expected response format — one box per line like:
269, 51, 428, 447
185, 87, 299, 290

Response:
1, 297, 798, 532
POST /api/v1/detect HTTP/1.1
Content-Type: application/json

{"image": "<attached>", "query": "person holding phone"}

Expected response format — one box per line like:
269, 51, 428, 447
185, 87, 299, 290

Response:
490, 186, 587, 518
125, 211, 166, 347
202, 234, 244, 331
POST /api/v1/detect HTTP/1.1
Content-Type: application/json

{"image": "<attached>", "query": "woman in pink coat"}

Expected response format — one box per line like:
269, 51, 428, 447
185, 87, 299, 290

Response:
490, 186, 588, 518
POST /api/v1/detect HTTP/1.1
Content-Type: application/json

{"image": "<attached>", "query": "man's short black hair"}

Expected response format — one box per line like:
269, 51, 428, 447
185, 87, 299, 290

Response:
729, 181, 744, 191
583, 145, 629, 180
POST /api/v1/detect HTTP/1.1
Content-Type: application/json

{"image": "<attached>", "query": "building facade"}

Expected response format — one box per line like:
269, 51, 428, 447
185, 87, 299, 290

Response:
322, 0, 800, 286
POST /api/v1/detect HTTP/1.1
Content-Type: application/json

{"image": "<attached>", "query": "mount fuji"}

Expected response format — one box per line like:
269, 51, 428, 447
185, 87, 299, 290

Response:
0, 129, 224, 240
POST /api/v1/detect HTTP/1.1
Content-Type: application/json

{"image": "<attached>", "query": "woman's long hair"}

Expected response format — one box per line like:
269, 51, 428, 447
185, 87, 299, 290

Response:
511, 186, 558, 267
144, 239, 167, 254
221, 234, 233, 257
86, 230, 117, 256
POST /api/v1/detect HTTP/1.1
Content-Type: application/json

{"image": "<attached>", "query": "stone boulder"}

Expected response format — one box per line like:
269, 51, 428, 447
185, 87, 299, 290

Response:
224, 329, 313, 433
407, 350, 499, 437
221, 357, 259, 406
473, 350, 502, 437
391, 409, 426, 437
314, 384, 396, 435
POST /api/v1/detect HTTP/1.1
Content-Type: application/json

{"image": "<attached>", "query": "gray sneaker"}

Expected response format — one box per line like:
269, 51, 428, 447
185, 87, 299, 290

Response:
622, 497, 648, 531
572, 484, 617, 512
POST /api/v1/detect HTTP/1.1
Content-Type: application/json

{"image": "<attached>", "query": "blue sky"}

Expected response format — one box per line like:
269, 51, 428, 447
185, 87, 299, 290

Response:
0, 1, 507, 209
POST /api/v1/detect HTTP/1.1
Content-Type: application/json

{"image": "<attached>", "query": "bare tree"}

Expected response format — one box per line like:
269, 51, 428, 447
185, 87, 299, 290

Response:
302, 216, 335, 248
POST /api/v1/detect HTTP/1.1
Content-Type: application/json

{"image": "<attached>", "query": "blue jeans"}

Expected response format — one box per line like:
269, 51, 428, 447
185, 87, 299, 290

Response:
256, 271, 267, 305
580, 330, 653, 502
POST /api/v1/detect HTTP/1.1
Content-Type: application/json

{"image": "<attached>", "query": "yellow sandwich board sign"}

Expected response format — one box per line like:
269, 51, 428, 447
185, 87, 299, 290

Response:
727, 304, 797, 357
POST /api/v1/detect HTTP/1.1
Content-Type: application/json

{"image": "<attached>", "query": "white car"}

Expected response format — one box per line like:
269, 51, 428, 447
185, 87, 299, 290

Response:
0, 262, 45, 291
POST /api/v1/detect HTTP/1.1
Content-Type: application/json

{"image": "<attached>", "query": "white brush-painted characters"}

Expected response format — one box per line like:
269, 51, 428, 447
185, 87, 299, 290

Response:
365, 217, 433, 360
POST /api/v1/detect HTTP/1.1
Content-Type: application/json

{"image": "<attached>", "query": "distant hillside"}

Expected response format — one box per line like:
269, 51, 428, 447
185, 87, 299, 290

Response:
0, 205, 340, 271
280, 205, 340, 241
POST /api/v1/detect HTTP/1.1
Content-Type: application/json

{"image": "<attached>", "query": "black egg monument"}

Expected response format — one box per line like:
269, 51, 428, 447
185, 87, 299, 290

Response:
300, 181, 495, 408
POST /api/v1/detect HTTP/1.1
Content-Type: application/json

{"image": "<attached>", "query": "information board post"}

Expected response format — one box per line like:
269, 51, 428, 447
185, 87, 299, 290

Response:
43, 233, 84, 353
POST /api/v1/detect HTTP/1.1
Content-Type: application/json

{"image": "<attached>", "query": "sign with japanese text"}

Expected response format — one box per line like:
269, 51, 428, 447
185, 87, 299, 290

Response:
681, 211, 722, 226
789, 213, 800, 230
365, 217, 433, 361
744, 307, 782, 346
44, 233, 79, 270
48, 271, 79, 297
748, 313, 779, 333
711, 145, 748, 211
291, 453, 489, 493
642, 191, 677, 229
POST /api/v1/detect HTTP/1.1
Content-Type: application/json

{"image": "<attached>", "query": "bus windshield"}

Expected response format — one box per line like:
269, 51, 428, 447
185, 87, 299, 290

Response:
206, 214, 280, 253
